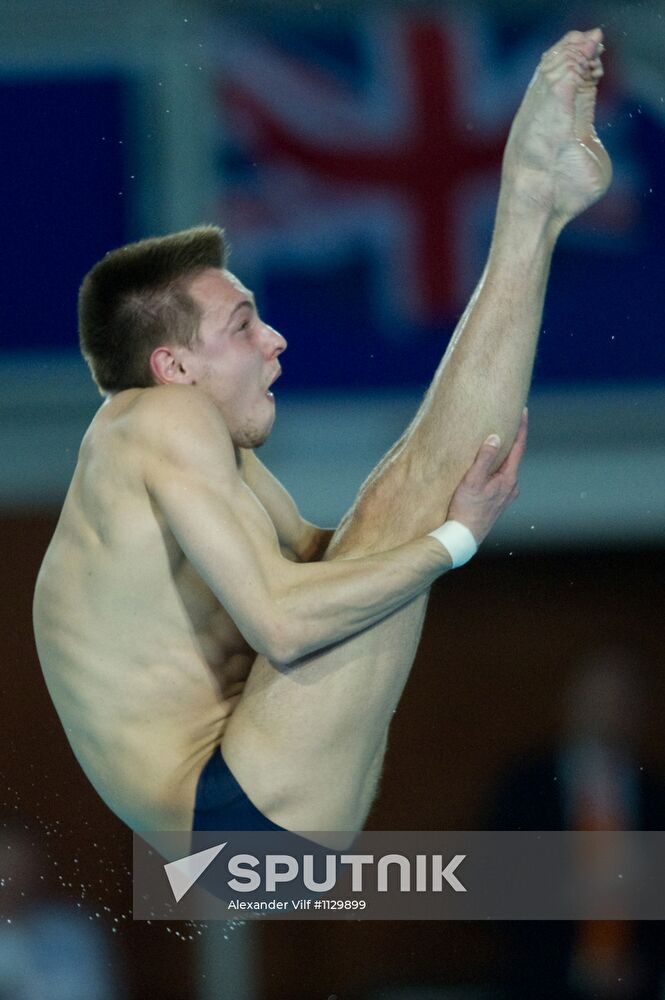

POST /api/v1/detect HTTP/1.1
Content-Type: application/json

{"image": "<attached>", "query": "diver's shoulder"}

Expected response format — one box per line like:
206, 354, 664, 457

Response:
119, 384, 221, 430
123, 385, 233, 454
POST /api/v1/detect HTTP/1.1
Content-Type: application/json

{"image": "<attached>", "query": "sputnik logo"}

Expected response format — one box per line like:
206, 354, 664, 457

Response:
164, 842, 227, 903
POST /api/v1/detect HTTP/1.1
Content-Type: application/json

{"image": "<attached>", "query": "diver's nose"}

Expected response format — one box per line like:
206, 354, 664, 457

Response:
260, 322, 287, 358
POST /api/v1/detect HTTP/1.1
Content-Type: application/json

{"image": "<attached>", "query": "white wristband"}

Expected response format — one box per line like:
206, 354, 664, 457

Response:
428, 520, 478, 568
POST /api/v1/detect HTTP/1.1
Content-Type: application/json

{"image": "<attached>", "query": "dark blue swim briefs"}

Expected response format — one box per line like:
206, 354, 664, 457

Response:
191, 748, 357, 906
192, 747, 287, 833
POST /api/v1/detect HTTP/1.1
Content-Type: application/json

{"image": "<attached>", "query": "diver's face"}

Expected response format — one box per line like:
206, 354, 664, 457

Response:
184, 268, 286, 447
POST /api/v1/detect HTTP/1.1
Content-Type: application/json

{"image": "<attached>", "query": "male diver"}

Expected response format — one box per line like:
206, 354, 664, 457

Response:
34, 30, 610, 835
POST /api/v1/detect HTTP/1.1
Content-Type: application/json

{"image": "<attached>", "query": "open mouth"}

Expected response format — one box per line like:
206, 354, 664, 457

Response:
266, 366, 281, 399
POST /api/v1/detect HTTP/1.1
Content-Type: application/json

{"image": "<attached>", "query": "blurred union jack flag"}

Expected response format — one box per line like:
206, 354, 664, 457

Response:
212, 9, 660, 388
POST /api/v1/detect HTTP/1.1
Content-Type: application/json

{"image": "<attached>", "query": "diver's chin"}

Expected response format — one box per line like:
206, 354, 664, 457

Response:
249, 428, 271, 450
235, 416, 274, 450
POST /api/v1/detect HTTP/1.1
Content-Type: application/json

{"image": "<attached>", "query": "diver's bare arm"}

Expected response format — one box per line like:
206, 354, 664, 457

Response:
141, 388, 520, 664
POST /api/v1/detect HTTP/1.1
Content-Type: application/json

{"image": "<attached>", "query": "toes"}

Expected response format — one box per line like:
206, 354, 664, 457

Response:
542, 49, 584, 74
542, 51, 593, 86
540, 34, 605, 90
563, 30, 589, 44
562, 27, 603, 47
578, 28, 604, 60
543, 28, 605, 64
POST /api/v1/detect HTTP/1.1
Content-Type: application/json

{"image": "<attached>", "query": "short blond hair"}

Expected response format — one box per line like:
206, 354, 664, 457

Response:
78, 225, 227, 394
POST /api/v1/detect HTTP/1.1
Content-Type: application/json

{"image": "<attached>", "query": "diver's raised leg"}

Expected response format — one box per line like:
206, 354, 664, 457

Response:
221, 31, 611, 833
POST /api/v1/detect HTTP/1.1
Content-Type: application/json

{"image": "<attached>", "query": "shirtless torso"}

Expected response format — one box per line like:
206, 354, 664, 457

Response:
33, 384, 333, 831
34, 390, 233, 829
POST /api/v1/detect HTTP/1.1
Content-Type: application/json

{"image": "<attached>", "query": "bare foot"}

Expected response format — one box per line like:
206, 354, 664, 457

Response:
502, 29, 612, 223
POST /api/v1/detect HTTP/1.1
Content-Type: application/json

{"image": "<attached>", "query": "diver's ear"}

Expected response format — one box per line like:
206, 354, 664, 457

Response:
149, 346, 194, 385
